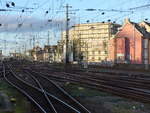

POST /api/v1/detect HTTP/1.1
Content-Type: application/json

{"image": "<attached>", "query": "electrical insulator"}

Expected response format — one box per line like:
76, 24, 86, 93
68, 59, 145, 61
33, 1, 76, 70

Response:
22, 9, 25, 12
108, 19, 111, 22
101, 12, 105, 15
48, 19, 52, 22
11, 2, 15, 7
18, 23, 22, 28
6, 3, 10, 8
86, 20, 90, 23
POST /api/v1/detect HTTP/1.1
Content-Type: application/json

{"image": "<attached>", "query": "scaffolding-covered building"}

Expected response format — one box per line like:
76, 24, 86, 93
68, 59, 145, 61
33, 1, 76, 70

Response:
61, 22, 121, 64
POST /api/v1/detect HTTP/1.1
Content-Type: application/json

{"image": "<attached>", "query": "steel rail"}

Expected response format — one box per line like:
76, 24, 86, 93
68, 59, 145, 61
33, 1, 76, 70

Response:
8, 65, 81, 113
3, 64, 52, 113
27, 69, 150, 103
30, 67, 150, 90
24, 69, 91, 113
22, 70, 81, 113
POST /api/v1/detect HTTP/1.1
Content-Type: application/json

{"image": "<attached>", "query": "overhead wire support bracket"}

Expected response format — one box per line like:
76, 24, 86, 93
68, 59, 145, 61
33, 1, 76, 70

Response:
98, 9, 133, 13
0, 8, 33, 12
85, 9, 97, 11
57, 4, 79, 64
0, 8, 15, 11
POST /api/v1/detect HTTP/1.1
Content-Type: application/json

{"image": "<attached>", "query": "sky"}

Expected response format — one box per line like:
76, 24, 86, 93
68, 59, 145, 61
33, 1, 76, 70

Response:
0, 0, 150, 55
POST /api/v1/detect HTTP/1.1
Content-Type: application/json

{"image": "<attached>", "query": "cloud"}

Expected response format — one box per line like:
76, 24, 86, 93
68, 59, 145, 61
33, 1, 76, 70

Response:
0, 15, 67, 33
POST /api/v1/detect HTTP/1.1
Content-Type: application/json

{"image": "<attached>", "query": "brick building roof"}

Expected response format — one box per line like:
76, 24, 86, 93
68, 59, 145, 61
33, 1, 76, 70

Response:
131, 22, 150, 38
118, 18, 150, 38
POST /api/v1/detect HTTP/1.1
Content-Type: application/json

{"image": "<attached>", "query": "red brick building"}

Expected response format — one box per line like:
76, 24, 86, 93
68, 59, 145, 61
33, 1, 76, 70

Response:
108, 19, 150, 64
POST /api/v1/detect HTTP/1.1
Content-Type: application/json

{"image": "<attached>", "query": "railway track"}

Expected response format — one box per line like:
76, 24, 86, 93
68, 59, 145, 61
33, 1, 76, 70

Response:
5, 59, 150, 78
11, 62, 150, 90
28, 66, 150, 91
23, 67, 150, 104
43, 63, 150, 78
23, 70, 90, 113
4, 60, 150, 107
3, 65, 57, 113
3, 63, 91, 113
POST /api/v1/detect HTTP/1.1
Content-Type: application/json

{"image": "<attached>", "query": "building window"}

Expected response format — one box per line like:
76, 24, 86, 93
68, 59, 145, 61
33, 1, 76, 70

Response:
98, 51, 101, 54
99, 57, 101, 61
103, 41, 107, 48
104, 50, 108, 54
92, 51, 95, 55
92, 57, 95, 61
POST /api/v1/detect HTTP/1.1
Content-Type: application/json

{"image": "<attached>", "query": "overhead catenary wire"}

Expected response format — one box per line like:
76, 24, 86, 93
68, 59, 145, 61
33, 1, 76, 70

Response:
1, 0, 150, 55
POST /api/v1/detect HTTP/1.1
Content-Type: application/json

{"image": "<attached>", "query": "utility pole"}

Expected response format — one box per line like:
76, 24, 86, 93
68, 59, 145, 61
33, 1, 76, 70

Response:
33, 36, 35, 48
57, 4, 78, 64
30, 38, 32, 48
4, 40, 6, 55
24, 43, 27, 55
48, 31, 50, 45
64, 4, 72, 64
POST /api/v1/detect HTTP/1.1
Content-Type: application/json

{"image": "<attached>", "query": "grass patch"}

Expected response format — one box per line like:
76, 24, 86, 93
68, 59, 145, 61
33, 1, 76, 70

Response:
0, 96, 5, 109
64, 83, 111, 97
112, 107, 134, 113
0, 80, 30, 113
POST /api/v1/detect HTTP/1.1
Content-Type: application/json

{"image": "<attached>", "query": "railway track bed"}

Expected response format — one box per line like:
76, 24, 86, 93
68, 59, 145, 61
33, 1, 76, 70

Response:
3, 64, 91, 113
3, 60, 150, 113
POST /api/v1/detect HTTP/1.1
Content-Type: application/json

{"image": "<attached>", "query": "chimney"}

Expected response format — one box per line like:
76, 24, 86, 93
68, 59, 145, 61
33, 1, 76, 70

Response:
124, 18, 130, 24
